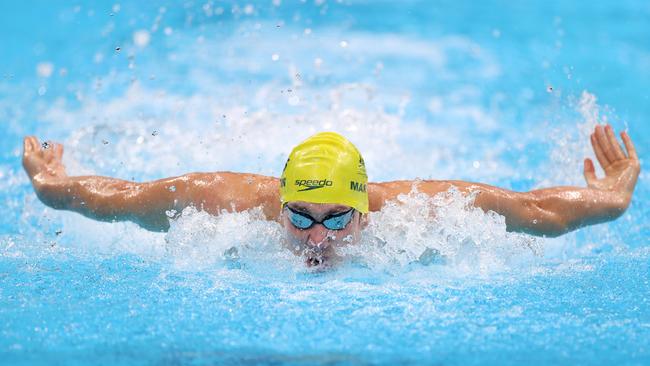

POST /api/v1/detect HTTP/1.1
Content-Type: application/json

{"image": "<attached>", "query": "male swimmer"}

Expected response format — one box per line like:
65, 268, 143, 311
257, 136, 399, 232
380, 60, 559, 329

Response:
23, 125, 639, 265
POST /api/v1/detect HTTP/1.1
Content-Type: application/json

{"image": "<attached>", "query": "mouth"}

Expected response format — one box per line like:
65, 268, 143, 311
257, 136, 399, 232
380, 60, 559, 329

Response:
302, 246, 332, 267
306, 256, 324, 266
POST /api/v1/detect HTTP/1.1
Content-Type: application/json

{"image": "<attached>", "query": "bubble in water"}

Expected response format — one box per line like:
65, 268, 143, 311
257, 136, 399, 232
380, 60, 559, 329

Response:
168, 185, 176, 192
164, 27, 173, 36
271, 54, 280, 61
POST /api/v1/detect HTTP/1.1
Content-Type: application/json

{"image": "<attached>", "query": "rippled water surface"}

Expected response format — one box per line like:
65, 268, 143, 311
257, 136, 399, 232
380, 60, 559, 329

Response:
1, 1, 649, 365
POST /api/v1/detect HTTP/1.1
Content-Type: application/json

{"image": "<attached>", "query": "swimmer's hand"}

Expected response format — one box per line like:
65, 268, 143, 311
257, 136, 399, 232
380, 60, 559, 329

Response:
22, 136, 280, 231
22, 136, 69, 203
583, 124, 640, 210
367, 124, 640, 237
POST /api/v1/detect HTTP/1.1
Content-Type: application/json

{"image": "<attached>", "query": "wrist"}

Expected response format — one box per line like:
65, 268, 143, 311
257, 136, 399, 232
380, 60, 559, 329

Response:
33, 176, 73, 209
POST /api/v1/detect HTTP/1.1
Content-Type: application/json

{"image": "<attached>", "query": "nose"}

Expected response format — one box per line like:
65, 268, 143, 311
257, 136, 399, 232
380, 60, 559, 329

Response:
306, 224, 332, 248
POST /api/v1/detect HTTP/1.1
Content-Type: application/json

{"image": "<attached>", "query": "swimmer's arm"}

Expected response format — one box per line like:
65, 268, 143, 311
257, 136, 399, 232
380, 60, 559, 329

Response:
369, 125, 640, 237
22, 137, 281, 232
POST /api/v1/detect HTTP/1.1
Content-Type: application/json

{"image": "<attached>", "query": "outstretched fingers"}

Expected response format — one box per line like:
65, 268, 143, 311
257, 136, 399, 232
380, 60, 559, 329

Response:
24, 136, 40, 154
594, 125, 618, 163
621, 131, 638, 161
590, 132, 610, 169
583, 158, 597, 186
605, 125, 626, 160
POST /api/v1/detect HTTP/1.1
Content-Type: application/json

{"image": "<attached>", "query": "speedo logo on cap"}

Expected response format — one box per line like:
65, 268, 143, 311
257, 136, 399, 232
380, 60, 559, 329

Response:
295, 179, 333, 191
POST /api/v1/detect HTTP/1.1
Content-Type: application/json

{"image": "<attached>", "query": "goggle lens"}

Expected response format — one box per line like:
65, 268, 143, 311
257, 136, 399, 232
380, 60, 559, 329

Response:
286, 206, 354, 230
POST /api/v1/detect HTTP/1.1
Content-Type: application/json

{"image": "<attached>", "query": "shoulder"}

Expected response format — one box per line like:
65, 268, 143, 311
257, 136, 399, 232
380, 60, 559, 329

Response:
185, 172, 281, 219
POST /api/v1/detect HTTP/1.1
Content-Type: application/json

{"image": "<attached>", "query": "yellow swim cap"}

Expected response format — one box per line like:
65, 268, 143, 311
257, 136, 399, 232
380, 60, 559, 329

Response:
280, 132, 369, 213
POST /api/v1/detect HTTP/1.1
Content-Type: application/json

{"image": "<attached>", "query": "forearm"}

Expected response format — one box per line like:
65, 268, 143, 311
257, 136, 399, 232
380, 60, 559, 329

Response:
510, 187, 626, 236
33, 175, 181, 231
369, 180, 628, 237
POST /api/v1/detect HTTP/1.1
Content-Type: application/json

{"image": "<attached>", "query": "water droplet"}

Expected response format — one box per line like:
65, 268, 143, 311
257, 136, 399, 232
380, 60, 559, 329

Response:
168, 185, 176, 192
41, 142, 50, 149
339, 40, 348, 48
151, 130, 158, 136
133, 30, 151, 47
532, 219, 538, 224
115, 46, 121, 52
165, 209, 177, 218
102, 139, 109, 145
55, 229, 63, 236
37, 86, 47, 96
271, 53, 280, 61
164, 27, 173, 36
36, 62, 54, 78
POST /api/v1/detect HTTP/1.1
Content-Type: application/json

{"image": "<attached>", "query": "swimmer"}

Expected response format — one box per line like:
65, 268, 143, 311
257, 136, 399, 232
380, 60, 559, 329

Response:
22, 125, 640, 265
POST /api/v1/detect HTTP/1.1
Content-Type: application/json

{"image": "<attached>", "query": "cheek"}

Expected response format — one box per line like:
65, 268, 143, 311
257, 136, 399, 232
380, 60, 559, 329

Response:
282, 218, 306, 241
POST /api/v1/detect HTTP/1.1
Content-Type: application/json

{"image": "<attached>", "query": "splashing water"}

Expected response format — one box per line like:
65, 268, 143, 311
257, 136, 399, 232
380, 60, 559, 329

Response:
339, 186, 540, 275
1, 1, 648, 365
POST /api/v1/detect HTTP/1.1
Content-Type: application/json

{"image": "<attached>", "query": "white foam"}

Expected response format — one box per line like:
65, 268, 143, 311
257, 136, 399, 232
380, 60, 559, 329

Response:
337, 186, 541, 275
14, 25, 627, 277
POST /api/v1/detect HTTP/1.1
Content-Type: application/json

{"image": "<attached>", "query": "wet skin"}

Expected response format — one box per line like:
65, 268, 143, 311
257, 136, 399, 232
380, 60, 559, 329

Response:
281, 201, 367, 266
22, 124, 640, 265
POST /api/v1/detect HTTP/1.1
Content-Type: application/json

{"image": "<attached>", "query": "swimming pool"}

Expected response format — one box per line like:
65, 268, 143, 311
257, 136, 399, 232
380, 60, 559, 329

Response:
1, 1, 649, 364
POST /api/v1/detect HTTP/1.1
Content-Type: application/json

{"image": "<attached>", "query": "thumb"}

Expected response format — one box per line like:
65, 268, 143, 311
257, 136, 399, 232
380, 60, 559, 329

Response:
583, 158, 597, 186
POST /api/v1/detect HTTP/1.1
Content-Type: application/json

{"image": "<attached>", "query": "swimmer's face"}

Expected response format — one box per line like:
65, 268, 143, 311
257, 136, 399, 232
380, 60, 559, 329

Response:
281, 201, 367, 266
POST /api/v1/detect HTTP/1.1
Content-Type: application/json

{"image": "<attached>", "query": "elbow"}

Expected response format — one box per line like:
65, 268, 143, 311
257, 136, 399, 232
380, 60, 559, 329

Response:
526, 213, 569, 238
523, 196, 570, 237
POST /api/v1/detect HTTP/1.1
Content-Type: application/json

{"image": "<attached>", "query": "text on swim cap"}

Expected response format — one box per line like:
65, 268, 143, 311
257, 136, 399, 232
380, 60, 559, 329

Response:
350, 181, 367, 192
295, 179, 333, 191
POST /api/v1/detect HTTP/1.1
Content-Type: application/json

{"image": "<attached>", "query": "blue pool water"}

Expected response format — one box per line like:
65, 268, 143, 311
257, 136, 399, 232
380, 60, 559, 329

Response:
1, 1, 649, 365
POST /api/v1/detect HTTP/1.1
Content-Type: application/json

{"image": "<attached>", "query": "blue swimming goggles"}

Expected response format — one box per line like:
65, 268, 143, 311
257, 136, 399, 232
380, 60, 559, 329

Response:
285, 205, 355, 230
